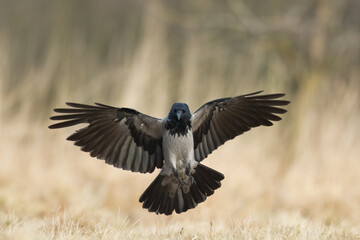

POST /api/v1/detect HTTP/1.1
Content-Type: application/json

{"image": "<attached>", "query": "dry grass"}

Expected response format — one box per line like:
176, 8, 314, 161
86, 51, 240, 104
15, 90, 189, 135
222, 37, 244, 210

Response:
1, 1, 360, 239
1, 82, 360, 239
2, 212, 359, 240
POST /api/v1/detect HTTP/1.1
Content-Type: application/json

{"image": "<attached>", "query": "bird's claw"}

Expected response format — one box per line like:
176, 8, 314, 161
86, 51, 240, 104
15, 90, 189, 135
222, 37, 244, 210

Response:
189, 175, 195, 184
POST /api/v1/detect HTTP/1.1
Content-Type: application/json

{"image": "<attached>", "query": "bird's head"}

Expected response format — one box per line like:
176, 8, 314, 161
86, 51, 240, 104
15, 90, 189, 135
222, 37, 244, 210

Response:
169, 103, 191, 122
166, 103, 191, 135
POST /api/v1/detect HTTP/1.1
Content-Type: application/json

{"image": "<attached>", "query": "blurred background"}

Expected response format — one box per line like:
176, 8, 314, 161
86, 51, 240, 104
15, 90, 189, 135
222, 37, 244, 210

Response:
0, 0, 360, 237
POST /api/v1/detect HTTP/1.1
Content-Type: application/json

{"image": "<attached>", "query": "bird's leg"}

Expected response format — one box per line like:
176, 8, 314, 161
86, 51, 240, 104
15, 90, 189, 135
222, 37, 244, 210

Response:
172, 167, 185, 186
172, 166, 178, 179
173, 166, 192, 188
189, 175, 194, 185
185, 163, 195, 184
185, 164, 190, 176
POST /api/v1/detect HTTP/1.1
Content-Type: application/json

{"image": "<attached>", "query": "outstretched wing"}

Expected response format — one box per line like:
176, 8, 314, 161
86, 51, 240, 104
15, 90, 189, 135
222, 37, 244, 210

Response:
191, 91, 290, 162
49, 103, 165, 173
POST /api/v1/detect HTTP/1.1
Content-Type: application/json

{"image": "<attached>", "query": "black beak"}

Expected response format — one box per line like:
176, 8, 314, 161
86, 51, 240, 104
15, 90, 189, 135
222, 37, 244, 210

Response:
176, 110, 182, 120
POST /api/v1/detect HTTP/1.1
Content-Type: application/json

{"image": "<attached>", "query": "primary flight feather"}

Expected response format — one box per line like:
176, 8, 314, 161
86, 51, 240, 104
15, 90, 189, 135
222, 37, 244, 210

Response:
49, 91, 290, 215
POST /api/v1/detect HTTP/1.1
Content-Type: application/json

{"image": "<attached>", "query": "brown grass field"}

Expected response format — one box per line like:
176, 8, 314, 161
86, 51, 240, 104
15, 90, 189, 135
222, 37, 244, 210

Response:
1, 1, 360, 239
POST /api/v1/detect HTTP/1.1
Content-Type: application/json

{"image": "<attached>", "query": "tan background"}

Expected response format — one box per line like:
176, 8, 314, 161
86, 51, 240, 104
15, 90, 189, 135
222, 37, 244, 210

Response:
1, 0, 359, 238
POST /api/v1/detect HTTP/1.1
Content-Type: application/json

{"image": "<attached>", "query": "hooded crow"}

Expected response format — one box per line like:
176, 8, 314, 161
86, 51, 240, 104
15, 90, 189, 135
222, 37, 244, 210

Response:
49, 91, 290, 215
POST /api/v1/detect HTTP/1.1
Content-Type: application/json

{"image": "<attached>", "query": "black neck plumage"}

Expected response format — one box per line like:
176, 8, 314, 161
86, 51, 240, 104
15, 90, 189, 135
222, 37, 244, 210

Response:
165, 119, 191, 137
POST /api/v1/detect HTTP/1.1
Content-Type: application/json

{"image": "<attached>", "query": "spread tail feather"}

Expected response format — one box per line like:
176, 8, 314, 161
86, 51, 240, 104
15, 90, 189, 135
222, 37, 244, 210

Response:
139, 163, 224, 215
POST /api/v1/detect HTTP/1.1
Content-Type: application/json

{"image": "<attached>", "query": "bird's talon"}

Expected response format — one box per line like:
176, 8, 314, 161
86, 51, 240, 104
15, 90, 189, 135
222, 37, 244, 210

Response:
185, 165, 190, 176
189, 175, 195, 184
172, 168, 179, 178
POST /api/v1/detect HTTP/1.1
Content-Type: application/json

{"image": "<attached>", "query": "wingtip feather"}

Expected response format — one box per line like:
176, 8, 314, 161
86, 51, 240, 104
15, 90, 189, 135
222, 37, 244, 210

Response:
244, 90, 264, 96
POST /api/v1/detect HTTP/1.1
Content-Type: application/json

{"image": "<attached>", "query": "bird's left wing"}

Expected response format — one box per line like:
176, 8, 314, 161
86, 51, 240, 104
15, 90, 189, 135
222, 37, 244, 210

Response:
191, 91, 290, 162
49, 102, 165, 173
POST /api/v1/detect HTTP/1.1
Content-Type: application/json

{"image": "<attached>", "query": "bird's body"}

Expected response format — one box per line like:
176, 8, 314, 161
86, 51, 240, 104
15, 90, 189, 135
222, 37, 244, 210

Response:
162, 128, 195, 176
49, 91, 290, 215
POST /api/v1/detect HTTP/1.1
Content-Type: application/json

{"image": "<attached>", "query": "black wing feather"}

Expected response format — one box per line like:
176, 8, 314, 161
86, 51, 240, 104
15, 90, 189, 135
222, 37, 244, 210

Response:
192, 91, 290, 162
49, 102, 165, 173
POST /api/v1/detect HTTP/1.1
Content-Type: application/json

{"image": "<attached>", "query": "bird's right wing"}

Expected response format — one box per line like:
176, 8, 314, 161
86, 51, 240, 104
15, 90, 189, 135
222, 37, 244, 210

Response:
191, 91, 290, 162
49, 102, 166, 173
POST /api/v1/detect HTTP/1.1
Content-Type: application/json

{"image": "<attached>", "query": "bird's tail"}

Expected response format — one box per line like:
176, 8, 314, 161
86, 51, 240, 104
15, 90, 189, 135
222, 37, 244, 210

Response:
139, 163, 224, 215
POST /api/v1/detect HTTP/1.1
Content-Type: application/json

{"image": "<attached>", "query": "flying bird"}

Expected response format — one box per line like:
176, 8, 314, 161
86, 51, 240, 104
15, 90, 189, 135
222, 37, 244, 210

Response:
49, 91, 289, 215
